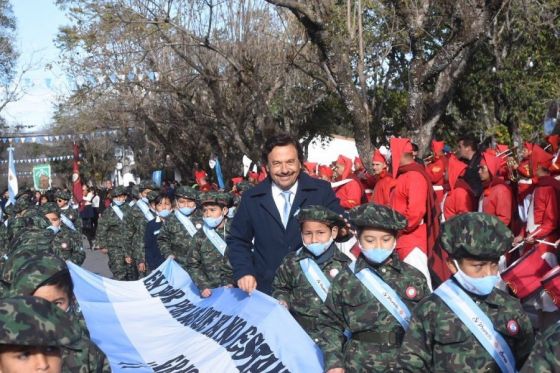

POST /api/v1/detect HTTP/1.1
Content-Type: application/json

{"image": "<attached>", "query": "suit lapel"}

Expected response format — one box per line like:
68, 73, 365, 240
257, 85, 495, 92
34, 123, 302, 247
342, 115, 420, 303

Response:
258, 183, 284, 228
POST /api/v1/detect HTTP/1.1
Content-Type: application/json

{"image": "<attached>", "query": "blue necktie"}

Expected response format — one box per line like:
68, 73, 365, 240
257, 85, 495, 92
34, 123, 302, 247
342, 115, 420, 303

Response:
281, 191, 291, 227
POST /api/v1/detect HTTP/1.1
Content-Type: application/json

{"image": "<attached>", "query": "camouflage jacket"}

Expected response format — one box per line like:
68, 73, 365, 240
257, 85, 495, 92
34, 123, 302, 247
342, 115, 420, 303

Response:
186, 219, 234, 291
520, 321, 560, 373
124, 202, 155, 264
397, 280, 534, 372
54, 227, 86, 265
317, 253, 429, 372
60, 206, 83, 232
158, 210, 203, 268
96, 204, 130, 256
272, 244, 352, 341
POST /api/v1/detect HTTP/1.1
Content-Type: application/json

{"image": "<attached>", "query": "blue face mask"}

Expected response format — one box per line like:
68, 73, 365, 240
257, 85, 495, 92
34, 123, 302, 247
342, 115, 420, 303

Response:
113, 200, 125, 207
453, 260, 500, 296
179, 207, 195, 216
158, 209, 171, 218
227, 207, 236, 219
47, 225, 60, 234
361, 247, 393, 264
305, 239, 333, 257
203, 215, 224, 229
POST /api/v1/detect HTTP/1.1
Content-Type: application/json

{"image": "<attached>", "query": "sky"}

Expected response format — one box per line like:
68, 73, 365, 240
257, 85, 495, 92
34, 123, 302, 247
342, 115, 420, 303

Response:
2, 0, 70, 131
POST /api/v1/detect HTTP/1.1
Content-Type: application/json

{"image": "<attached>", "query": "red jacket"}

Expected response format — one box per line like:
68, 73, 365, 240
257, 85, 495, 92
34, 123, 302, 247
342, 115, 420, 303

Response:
334, 177, 364, 210
524, 177, 559, 242
390, 169, 428, 257
480, 181, 513, 227
426, 157, 446, 206
370, 172, 394, 206
443, 181, 475, 221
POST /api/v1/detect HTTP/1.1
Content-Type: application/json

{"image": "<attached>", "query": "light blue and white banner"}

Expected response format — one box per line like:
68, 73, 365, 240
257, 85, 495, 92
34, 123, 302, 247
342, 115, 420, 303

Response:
68, 259, 323, 373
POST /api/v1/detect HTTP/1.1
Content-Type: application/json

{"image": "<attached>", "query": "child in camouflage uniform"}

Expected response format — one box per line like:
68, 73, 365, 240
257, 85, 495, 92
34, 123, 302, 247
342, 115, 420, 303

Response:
41, 202, 86, 265
0, 296, 81, 373
317, 203, 429, 373
272, 205, 351, 342
186, 192, 234, 298
6, 254, 110, 372
96, 186, 133, 280
397, 212, 534, 372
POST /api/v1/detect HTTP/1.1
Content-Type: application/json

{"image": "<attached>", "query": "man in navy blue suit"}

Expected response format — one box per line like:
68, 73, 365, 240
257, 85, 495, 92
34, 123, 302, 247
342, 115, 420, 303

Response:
227, 134, 344, 295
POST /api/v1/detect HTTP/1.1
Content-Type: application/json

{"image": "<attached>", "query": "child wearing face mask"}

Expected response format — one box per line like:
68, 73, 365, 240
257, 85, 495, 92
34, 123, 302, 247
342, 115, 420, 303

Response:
186, 192, 234, 298
397, 212, 535, 372
317, 203, 429, 373
272, 205, 350, 343
142, 192, 174, 274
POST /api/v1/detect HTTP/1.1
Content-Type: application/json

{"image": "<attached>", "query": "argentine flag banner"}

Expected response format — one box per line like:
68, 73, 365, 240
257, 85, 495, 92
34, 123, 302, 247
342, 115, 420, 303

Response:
67, 259, 324, 373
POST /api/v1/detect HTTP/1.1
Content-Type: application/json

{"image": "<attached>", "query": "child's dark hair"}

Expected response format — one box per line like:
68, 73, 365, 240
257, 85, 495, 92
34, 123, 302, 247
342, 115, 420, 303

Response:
37, 270, 74, 299
154, 192, 173, 206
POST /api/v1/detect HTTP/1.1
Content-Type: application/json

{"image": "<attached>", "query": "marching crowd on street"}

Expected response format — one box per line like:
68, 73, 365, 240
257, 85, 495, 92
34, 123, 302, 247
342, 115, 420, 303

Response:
0, 132, 559, 372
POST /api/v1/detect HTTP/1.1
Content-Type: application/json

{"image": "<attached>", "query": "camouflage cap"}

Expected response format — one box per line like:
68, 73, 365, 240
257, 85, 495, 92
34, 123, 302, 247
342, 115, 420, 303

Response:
0, 296, 81, 349
139, 180, 158, 192
199, 191, 230, 206
130, 184, 140, 198
349, 203, 408, 231
55, 190, 72, 201
3, 234, 55, 284
236, 181, 254, 194
16, 189, 33, 200
175, 185, 198, 200
297, 205, 345, 227
8, 255, 68, 297
40, 202, 61, 216
13, 195, 32, 214
110, 186, 127, 198
440, 212, 514, 260
146, 190, 160, 203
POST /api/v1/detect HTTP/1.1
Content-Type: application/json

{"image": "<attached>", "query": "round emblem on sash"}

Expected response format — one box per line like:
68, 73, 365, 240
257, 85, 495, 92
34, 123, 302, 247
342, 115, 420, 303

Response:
329, 269, 339, 278
61, 242, 68, 250
195, 223, 202, 229
507, 320, 519, 336
405, 286, 417, 299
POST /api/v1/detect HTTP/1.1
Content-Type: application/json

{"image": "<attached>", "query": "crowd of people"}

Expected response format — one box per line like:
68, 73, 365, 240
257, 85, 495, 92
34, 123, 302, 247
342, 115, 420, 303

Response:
0, 132, 558, 372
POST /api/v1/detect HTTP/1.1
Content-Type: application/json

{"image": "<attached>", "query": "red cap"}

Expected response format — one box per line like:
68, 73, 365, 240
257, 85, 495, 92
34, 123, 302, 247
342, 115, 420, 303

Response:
547, 135, 559, 153
481, 151, 500, 178
531, 145, 553, 172
502, 248, 556, 300
372, 149, 387, 164
248, 171, 259, 180
523, 142, 534, 153
336, 155, 352, 179
390, 138, 413, 178
542, 266, 560, 307
195, 170, 207, 185
304, 162, 318, 174
496, 144, 509, 154
447, 155, 467, 189
231, 177, 243, 185
318, 165, 333, 179
431, 140, 445, 156
354, 156, 364, 170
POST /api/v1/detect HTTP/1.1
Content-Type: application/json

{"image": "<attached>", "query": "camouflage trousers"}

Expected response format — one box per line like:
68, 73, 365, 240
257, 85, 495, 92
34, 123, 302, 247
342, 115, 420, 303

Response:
107, 250, 138, 281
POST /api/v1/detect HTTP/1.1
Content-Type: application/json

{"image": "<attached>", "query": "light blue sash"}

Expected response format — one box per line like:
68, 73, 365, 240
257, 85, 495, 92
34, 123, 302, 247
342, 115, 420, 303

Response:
136, 200, 155, 221
174, 210, 198, 237
434, 280, 517, 373
202, 225, 227, 256
111, 205, 124, 220
299, 257, 331, 302
350, 262, 411, 329
129, 200, 135, 207
60, 214, 76, 231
